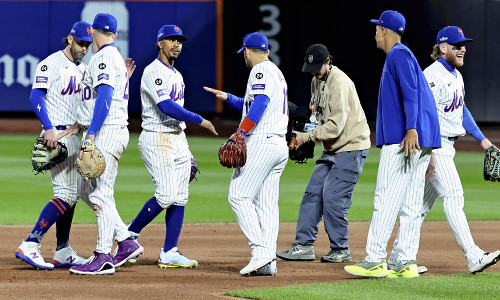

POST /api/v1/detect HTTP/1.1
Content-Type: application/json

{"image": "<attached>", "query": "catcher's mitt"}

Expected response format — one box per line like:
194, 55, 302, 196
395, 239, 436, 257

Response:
218, 131, 247, 168
484, 144, 500, 182
190, 157, 200, 183
77, 139, 105, 181
31, 137, 68, 174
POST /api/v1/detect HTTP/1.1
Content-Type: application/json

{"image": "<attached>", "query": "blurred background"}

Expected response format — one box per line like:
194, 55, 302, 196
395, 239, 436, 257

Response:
1, 0, 499, 133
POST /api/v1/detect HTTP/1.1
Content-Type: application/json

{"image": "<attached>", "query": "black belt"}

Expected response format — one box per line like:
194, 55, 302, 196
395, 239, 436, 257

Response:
55, 125, 67, 130
447, 136, 459, 141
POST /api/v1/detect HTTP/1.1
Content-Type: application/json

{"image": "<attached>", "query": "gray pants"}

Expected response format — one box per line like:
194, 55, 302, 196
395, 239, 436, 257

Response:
295, 149, 368, 249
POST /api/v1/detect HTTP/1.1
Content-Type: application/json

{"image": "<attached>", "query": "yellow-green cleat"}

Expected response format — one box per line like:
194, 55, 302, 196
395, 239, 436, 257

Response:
387, 260, 419, 278
344, 259, 388, 278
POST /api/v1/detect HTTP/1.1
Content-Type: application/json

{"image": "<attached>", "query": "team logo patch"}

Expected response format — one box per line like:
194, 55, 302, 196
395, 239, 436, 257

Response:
41, 65, 48, 72
98, 73, 109, 81
98, 63, 106, 70
156, 89, 169, 97
155, 78, 162, 85
256, 72, 263, 79
36, 76, 48, 83
251, 83, 266, 90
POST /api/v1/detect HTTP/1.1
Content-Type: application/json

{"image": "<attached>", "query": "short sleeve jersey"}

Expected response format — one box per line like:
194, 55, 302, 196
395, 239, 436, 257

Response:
140, 58, 186, 132
242, 60, 288, 135
424, 60, 466, 138
32, 51, 86, 126
77, 44, 129, 126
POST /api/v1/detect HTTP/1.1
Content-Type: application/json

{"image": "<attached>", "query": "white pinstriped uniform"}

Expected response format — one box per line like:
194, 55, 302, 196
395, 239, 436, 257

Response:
230, 60, 289, 267
138, 58, 191, 209
76, 45, 130, 254
32, 51, 85, 206
391, 60, 485, 267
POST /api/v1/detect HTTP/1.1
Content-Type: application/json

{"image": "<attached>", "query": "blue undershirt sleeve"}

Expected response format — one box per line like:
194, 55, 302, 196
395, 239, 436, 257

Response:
226, 93, 244, 112
462, 104, 485, 142
88, 84, 113, 136
157, 99, 203, 124
30, 88, 53, 130
246, 94, 270, 124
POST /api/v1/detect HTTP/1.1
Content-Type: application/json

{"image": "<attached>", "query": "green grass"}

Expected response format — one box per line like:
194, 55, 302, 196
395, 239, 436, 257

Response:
225, 272, 500, 300
0, 133, 499, 224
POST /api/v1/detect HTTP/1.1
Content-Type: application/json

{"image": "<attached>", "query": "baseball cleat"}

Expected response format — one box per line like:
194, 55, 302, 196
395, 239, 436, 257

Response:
469, 250, 500, 274
417, 265, 428, 274
70, 252, 115, 275
53, 245, 89, 268
246, 260, 277, 276
344, 259, 388, 278
15, 241, 54, 270
112, 239, 144, 268
276, 244, 315, 261
240, 258, 275, 276
387, 260, 419, 278
158, 247, 198, 268
321, 249, 352, 263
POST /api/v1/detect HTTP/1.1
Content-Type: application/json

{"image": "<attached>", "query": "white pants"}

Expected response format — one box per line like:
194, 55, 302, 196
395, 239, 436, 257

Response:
78, 125, 130, 254
138, 130, 191, 208
365, 144, 430, 263
228, 134, 288, 260
391, 138, 484, 267
41, 129, 80, 206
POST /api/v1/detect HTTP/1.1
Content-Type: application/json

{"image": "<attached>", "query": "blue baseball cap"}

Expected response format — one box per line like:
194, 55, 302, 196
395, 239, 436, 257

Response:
157, 25, 188, 43
370, 10, 406, 33
237, 32, 268, 53
92, 13, 117, 34
437, 26, 473, 44
69, 21, 92, 43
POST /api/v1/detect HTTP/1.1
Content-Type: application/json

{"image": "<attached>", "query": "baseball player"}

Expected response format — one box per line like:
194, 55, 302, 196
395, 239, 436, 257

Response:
344, 10, 441, 278
126, 24, 217, 269
204, 32, 289, 276
276, 44, 370, 263
391, 26, 500, 274
15, 21, 92, 270
58, 13, 143, 275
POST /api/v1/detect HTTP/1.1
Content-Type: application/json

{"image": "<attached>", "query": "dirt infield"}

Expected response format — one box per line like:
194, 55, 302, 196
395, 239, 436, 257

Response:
2, 221, 500, 299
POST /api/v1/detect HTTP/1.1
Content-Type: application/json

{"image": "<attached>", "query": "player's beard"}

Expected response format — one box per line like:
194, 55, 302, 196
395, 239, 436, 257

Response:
70, 43, 87, 61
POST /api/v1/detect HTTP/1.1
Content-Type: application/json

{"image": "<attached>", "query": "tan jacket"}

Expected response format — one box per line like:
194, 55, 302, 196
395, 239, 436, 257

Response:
304, 66, 371, 153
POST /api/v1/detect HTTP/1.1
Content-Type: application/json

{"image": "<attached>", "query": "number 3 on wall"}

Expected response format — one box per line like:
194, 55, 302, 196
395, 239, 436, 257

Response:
259, 4, 281, 66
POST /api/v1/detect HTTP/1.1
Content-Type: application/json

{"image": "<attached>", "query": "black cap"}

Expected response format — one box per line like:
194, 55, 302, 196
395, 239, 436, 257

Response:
302, 44, 329, 73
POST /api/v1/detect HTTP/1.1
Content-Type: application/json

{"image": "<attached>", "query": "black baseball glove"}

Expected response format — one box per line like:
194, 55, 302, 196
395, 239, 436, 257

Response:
31, 137, 68, 174
484, 144, 500, 182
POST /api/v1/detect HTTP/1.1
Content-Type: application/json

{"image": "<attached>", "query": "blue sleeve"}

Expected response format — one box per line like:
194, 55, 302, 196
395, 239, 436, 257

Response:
226, 93, 244, 112
157, 99, 203, 124
246, 94, 270, 124
392, 50, 418, 130
30, 88, 53, 130
88, 84, 113, 136
462, 103, 485, 142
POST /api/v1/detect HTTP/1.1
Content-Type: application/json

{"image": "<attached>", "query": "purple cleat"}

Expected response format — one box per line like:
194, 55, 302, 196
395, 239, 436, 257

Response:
69, 252, 115, 275
112, 239, 144, 268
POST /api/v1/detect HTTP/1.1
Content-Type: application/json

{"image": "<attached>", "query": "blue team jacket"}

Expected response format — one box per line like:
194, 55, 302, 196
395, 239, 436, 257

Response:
375, 43, 441, 148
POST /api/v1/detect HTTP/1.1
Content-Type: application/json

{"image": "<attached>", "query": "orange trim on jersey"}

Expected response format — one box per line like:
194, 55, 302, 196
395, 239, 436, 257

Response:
50, 198, 66, 215
239, 117, 256, 134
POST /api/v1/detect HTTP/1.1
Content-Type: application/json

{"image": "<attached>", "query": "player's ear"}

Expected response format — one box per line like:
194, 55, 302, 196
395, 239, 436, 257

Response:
157, 41, 163, 49
67, 35, 74, 45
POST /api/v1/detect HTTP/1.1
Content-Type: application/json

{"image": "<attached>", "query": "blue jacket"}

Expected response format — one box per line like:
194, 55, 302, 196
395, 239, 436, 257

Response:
375, 43, 441, 148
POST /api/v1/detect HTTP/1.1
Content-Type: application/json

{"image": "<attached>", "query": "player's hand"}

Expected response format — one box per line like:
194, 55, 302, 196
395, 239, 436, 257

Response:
425, 152, 436, 180
203, 86, 228, 101
79, 134, 95, 159
125, 58, 136, 79
55, 123, 83, 142
400, 128, 420, 156
200, 119, 218, 136
43, 129, 57, 149
292, 131, 304, 148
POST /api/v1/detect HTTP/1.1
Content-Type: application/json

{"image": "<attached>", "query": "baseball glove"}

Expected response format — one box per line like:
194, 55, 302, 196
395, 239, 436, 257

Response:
31, 137, 68, 174
76, 139, 106, 181
218, 131, 247, 168
483, 144, 500, 182
190, 157, 200, 183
